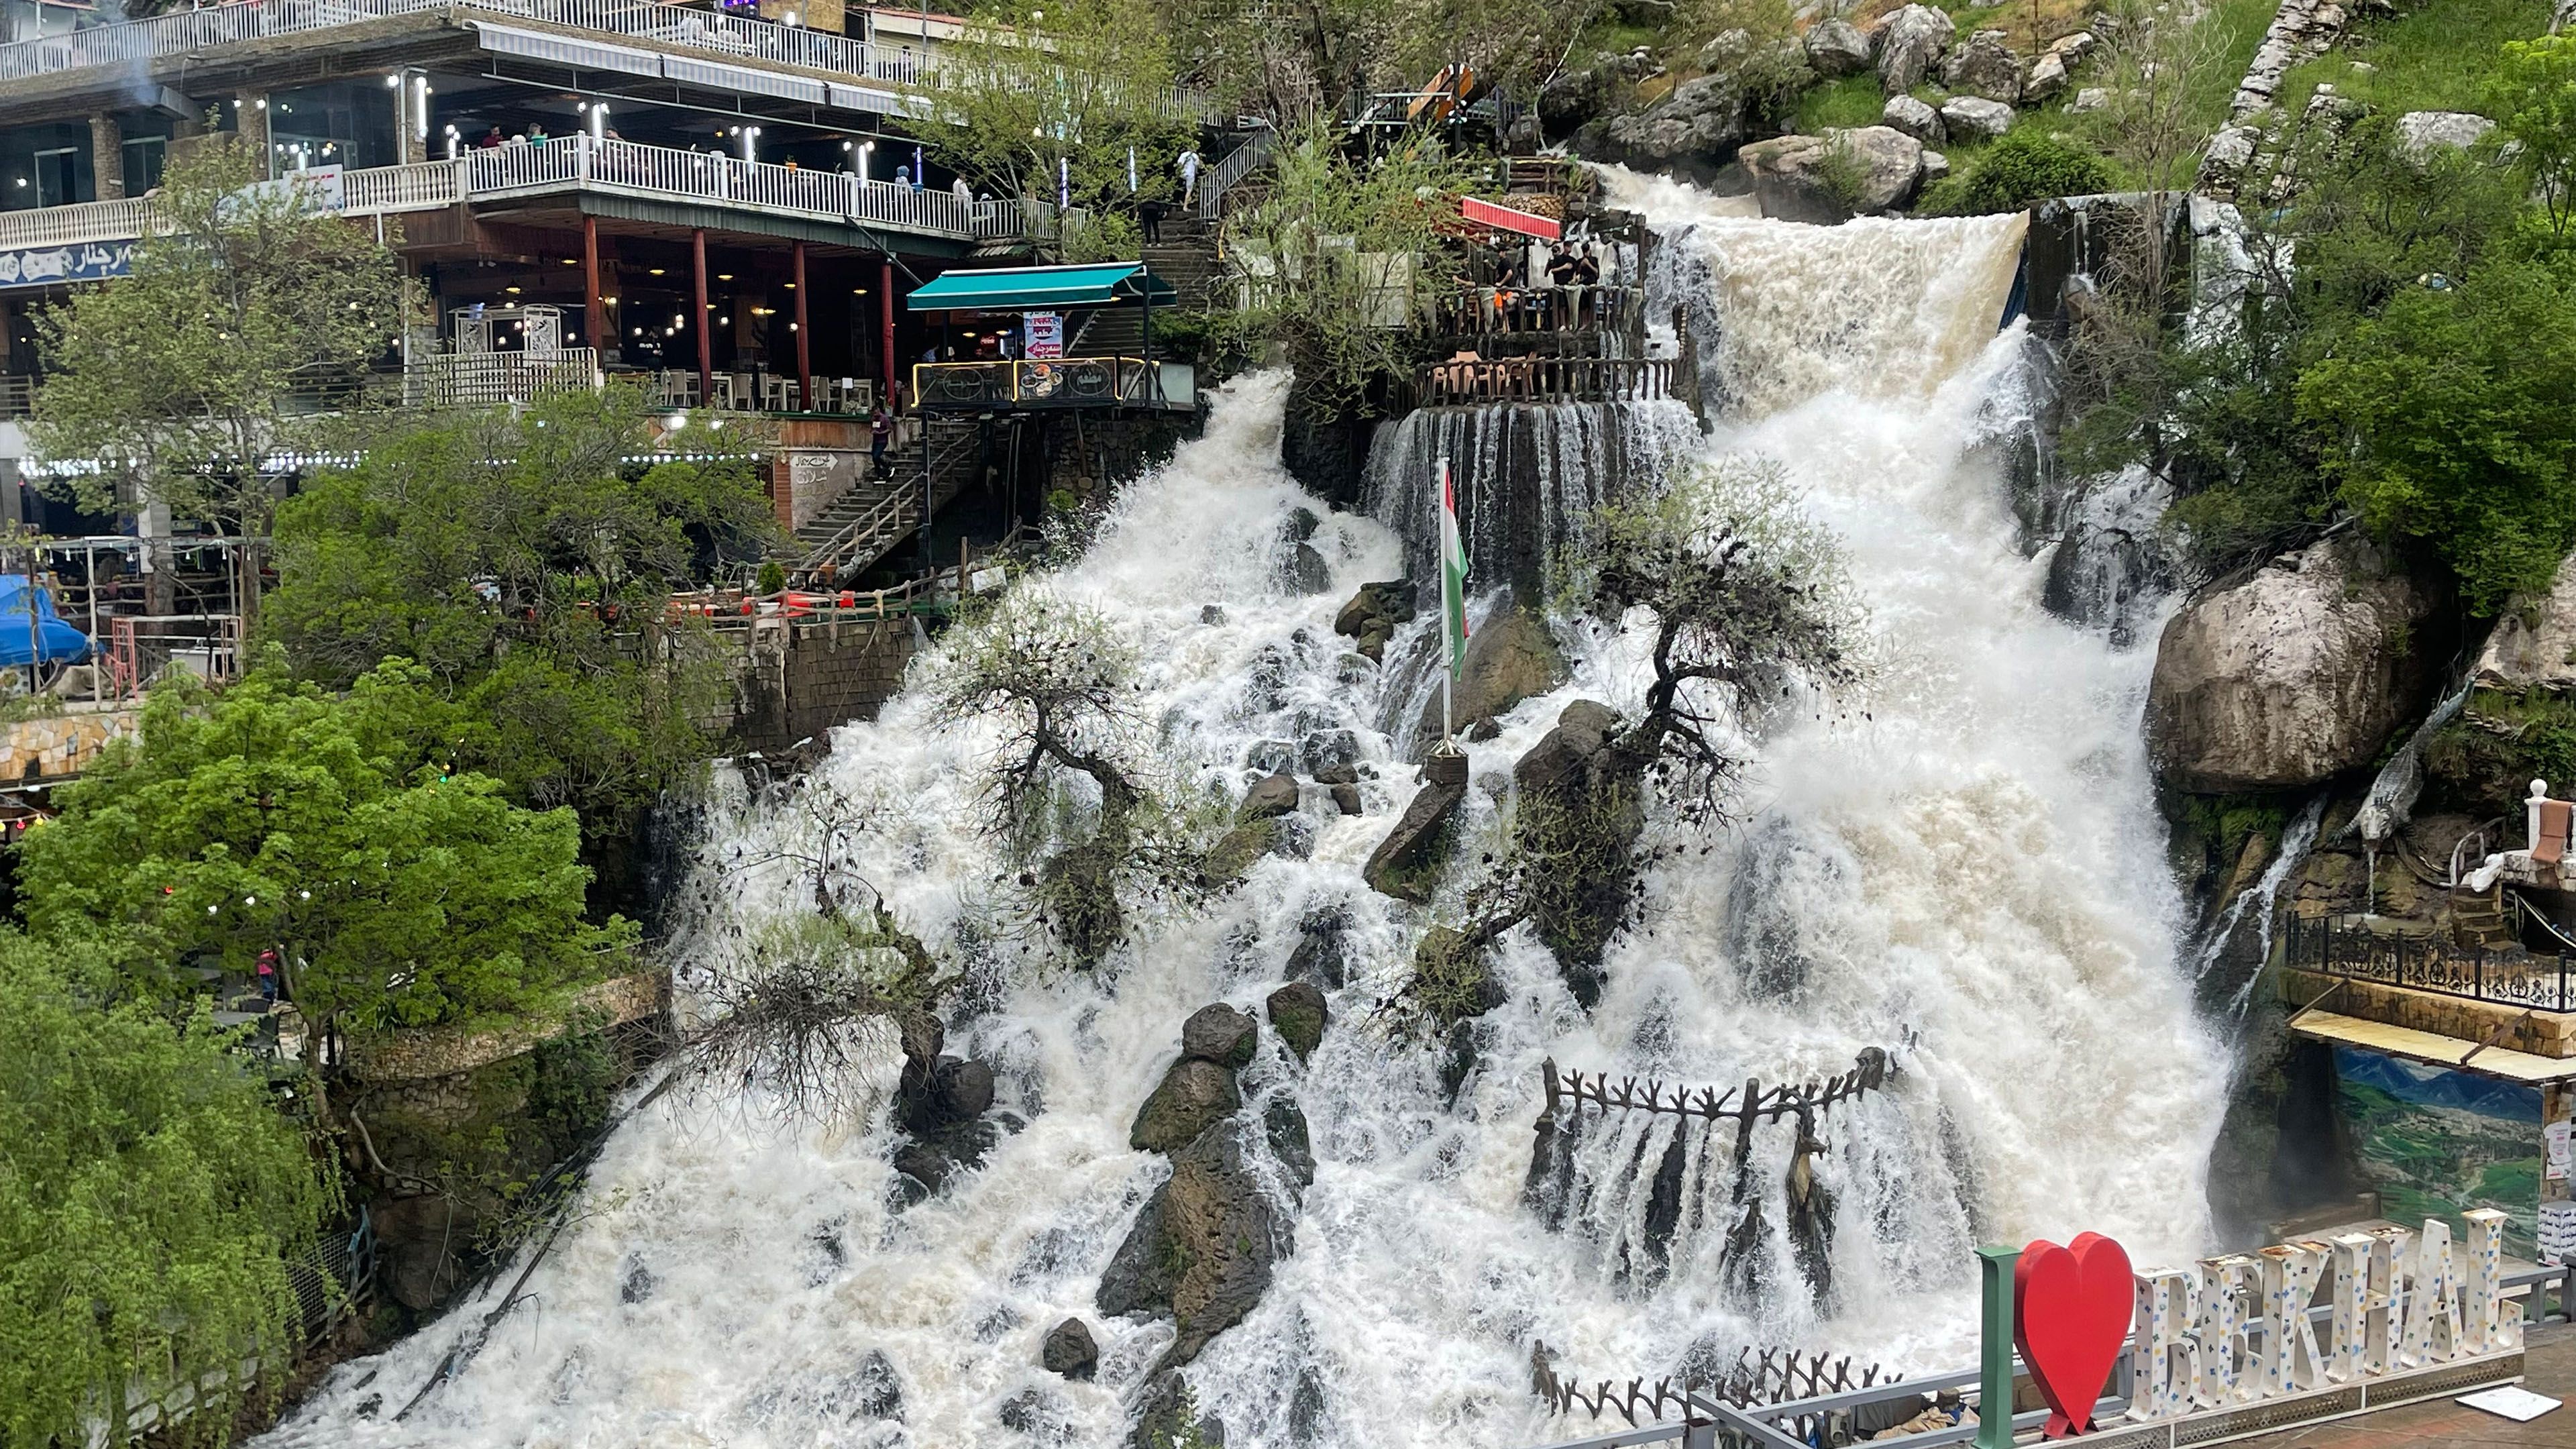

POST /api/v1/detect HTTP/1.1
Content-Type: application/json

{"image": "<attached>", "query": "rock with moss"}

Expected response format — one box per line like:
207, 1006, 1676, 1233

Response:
1265, 980, 1328, 1061
1131, 1057, 1242, 1152
1363, 753, 1470, 902
1182, 1004, 1256, 1068
1239, 773, 1300, 820
1202, 818, 1279, 885
1413, 598, 1566, 749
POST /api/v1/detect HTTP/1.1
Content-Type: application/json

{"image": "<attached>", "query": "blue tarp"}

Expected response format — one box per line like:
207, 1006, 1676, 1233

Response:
0, 576, 92, 669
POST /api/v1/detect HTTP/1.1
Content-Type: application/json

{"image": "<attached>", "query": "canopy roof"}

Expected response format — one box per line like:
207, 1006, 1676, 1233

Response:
907, 262, 1179, 313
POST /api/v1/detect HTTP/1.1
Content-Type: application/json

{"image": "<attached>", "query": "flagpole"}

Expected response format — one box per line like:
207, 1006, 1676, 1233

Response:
1440, 454, 1456, 750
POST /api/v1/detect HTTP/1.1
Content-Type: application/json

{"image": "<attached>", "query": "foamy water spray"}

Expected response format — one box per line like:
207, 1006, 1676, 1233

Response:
264, 179, 2224, 1449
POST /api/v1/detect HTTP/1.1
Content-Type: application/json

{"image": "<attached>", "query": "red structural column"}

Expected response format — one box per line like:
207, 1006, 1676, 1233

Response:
792, 239, 811, 413
692, 227, 712, 406
879, 256, 896, 410
582, 215, 604, 362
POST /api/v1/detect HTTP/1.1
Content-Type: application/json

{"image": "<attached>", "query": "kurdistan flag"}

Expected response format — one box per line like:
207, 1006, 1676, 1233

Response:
1441, 458, 1468, 682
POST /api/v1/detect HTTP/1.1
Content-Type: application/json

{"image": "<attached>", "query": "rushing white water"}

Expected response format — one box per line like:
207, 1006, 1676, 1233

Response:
265, 182, 2226, 1449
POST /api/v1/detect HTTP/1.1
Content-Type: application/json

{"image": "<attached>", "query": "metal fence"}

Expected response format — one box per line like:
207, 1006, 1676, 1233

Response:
910, 356, 1183, 411
405, 348, 599, 408
2284, 910, 2573, 1013
1419, 356, 1672, 406
1521, 1260, 2576, 1449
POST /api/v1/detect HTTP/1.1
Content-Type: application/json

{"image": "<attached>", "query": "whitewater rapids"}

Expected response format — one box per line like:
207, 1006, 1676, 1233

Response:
263, 184, 2226, 1449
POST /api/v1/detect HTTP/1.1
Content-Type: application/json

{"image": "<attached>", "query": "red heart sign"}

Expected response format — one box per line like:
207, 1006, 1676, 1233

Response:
2013, 1232, 2135, 1437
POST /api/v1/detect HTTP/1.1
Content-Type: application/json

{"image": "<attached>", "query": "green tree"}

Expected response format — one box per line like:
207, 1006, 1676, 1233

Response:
0, 936, 334, 1448
30, 133, 411, 625
2493, 34, 2576, 241
1222, 121, 1479, 419
2299, 255, 2576, 612
935, 0, 1195, 225
263, 386, 771, 839
19, 665, 633, 1048
1920, 131, 2116, 217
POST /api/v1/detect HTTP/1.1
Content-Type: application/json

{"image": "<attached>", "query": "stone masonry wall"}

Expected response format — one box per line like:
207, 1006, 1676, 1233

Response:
0, 705, 139, 783
727, 614, 918, 755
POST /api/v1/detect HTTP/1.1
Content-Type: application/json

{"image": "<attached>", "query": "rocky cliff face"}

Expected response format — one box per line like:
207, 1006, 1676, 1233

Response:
2146, 533, 2444, 793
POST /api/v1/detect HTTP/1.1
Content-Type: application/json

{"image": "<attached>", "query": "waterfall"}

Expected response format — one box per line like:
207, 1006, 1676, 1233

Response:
262, 183, 2225, 1449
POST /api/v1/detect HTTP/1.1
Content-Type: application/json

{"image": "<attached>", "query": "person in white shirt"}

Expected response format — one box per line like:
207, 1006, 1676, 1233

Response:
1178, 147, 1201, 204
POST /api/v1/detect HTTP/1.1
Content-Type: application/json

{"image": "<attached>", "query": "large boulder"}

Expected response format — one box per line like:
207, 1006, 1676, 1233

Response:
2475, 552, 2576, 694
1803, 18, 1873, 77
2025, 48, 2072, 101
2147, 534, 2443, 793
1130, 1057, 1241, 1152
1597, 73, 1755, 174
1882, 94, 1945, 144
1267, 980, 1329, 1061
2396, 110, 2496, 158
1364, 752, 1470, 902
1181, 1003, 1258, 1068
1874, 3, 1955, 94
1412, 600, 1566, 749
1939, 95, 2017, 139
1240, 773, 1300, 820
1738, 127, 1926, 220
1333, 580, 1416, 663
1042, 1317, 1099, 1380
1940, 29, 2023, 101
1097, 1119, 1289, 1372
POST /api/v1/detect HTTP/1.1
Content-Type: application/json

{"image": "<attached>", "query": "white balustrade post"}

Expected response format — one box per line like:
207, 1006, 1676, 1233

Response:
2534, 780, 2553, 851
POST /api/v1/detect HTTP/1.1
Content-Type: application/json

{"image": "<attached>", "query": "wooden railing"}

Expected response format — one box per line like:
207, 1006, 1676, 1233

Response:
1418, 356, 1671, 406
2286, 911, 2574, 1013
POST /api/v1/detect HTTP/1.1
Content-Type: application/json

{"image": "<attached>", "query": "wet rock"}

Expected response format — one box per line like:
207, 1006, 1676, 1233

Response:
1285, 506, 1321, 542
1286, 542, 1332, 595
1940, 95, 2017, 138
1333, 580, 1413, 636
1159, 1119, 1289, 1367
2396, 109, 2496, 157
1363, 753, 1470, 903
1133, 1368, 1227, 1449
1739, 127, 1926, 219
1286, 909, 1350, 988
1247, 739, 1299, 775
2147, 533, 2444, 792
1874, 3, 1955, 93
1330, 783, 1362, 816
1132, 1057, 1242, 1152
1200, 604, 1226, 625
1940, 28, 2023, 102
1515, 700, 1623, 798
900, 1054, 996, 1134
1096, 1191, 1175, 1316
1804, 17, 1872, 76
1299, 729, 1360, 775
1289, 1364, 1330, 1443
1313, 761, 1358, 786
1265, 1093, 1316, 1187
1882, 93, 1945, 144
1240, 773, 1301, 820
1183, 1003, 1258, 1067
1000, 1386, 1069, 1440
1411, 598, 1565, 751
1266, 980, 1329, 1061
841, 1349, 905, 1421
1042, 1317, 1099, 1380
1203, 818, 1281, 885
619, 1255, 656, 1304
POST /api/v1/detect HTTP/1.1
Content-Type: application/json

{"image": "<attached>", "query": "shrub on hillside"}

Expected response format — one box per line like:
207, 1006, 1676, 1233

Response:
1920, 131, 2116, 215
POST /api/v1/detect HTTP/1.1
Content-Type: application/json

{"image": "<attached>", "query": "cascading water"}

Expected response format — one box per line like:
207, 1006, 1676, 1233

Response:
265, 178, 2227, 1449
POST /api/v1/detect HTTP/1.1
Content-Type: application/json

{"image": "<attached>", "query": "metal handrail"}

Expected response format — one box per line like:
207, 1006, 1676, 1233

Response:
1196, 123, 1275, 221
2452, 814, 2512, 888
796, 424, 979, 578
2287, 910, 2572, 1014
1523, 1261, 2576, 1449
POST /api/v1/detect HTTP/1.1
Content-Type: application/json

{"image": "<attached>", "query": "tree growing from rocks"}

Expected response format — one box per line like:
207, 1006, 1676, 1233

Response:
930, 587, 1204, 965
1392, 458, 1864, 1029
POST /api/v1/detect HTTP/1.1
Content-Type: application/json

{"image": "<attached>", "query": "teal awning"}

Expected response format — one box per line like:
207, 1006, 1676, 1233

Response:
907, 262, 1179, 313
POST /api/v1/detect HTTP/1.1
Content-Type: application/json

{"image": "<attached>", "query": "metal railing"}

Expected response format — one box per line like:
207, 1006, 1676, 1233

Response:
1197, 124, 1275, 221
0, 374, 30, 419
2285, 911, 2573, 1014
0, 0, 931, 91
1431, 284, 1645, 339
910, 356, 1181, 411
0, 140, 1044, 254
1419, 356, 1672, 406
1525, 1261, 2576, 1449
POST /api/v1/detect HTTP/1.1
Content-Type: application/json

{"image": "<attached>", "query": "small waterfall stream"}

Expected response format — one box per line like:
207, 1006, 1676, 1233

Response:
262, 177, 2226, 1449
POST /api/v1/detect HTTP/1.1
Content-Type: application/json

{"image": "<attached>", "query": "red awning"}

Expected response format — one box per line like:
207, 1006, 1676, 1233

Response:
1460, 196, 1561, 241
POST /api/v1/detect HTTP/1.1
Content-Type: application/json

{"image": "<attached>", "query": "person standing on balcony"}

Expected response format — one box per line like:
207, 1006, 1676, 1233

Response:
952, 175, 973, 207
894, 164, 910, 189
1177, 146, 1201, 205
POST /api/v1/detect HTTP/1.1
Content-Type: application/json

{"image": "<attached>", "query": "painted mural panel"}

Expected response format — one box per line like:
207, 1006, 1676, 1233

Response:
2334, 1046, 2542, 1257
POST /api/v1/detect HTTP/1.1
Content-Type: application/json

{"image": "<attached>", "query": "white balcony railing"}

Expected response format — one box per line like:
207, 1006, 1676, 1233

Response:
0, 0, 936, 91
0, 141, 1043, 252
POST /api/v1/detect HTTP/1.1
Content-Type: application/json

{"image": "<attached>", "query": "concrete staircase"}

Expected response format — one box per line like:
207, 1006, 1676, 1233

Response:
792, 419, 981, 584
1069, 229, 1222, 358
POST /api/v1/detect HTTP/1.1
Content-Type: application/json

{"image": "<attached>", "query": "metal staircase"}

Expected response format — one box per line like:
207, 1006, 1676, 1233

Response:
792, 419, 982, 585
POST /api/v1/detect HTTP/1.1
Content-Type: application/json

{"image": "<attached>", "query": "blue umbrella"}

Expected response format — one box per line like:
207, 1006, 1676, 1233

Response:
0, 575, 91, 671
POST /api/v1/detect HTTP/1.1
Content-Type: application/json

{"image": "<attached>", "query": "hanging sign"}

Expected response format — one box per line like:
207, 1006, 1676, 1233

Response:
1022, 311, 1063, 360
0, 239, 133, 289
